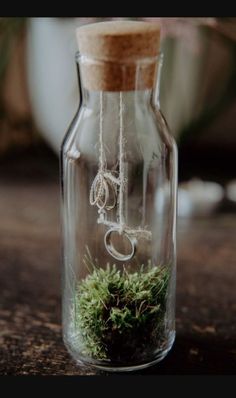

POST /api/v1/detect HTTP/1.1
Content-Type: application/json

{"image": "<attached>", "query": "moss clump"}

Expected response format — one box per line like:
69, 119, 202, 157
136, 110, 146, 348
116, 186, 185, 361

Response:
71, 251, 170, 363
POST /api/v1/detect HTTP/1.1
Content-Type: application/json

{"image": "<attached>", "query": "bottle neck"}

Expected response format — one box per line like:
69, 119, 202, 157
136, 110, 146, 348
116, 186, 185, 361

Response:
76, 53, 163, 109
78, 90, 154, 114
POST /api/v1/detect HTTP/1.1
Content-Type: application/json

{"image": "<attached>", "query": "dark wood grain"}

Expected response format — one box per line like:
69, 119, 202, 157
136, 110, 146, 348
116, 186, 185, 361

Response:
0, 147, 235, 375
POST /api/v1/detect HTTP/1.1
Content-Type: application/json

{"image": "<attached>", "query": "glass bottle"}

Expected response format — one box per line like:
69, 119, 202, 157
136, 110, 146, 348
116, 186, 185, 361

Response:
61, 21, 178, 372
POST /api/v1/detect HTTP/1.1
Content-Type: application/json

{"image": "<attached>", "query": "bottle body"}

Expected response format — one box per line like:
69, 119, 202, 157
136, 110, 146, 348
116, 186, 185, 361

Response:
61, 55, 177, 371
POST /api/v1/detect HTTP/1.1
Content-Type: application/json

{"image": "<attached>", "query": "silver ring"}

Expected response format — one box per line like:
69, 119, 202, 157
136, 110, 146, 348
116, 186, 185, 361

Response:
104, 179, 117, 210
90, 173, 117, 211
90, 174, 109, 210
104, 228, 137, 261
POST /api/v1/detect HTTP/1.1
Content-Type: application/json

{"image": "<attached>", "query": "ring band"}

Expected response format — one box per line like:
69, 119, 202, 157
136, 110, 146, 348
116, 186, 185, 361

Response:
104, 228, 136, 261
90, 173, 117, 211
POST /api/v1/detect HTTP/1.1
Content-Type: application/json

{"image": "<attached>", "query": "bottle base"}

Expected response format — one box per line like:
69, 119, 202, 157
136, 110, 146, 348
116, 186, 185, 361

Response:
64, 331, 175, 373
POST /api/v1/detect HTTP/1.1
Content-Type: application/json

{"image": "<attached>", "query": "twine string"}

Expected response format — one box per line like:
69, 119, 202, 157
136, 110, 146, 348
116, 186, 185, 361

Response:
89, 91, 152, 260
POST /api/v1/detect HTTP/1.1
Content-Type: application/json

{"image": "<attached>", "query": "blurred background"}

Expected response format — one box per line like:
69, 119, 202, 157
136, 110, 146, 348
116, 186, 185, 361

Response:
1, 17, 236, 209
0, 17, 235, 375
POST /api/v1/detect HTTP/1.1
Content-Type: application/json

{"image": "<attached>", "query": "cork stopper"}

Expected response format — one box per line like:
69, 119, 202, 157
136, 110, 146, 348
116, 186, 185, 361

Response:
76, 20, 161, 91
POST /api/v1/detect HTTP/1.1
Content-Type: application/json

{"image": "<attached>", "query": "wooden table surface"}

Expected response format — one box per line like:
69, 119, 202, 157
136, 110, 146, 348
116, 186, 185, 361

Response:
0, 147, 235, 375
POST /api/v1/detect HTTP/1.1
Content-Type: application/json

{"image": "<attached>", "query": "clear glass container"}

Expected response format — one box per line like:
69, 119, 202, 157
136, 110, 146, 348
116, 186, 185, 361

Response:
61, 32, 178, 372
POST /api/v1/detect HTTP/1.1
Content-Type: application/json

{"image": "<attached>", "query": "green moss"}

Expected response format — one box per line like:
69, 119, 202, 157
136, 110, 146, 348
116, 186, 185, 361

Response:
71, 249, 170, 363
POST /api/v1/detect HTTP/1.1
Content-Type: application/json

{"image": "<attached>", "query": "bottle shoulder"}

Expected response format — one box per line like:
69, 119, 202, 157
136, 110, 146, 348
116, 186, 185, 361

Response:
150, 103, 177, 149
62, 101, 177, 163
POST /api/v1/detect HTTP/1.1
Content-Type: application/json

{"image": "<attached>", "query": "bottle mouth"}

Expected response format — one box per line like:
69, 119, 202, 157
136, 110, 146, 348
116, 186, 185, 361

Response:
75, 51, 163, 92
75, 51, 163, 66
